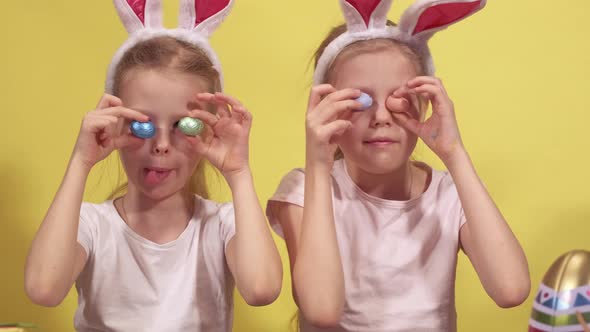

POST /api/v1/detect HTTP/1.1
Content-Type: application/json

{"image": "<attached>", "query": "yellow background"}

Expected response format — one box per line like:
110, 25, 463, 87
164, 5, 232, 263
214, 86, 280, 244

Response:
1, 0, 589, 331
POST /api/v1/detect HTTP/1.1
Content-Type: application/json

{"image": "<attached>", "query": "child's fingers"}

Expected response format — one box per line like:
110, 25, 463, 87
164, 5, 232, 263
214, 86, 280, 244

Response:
393, 84, 412, 98
407, 76, 450, 99
392, 111, 421, 136
385, 95, 411, 114
316, 88, 362, 110
393, 85, 423, 110
213, 93, 243, 110
408, 85, 447, 111
184, 134, 208, 154
212, 93, 251, 124
96, 94, 123, 110
187, 109, 218, 127
317, 119, 352, 142
87, 114, 119, 126
87, 115, 126, 142
309, 88, 364, 125
213, 100, 231, 118
407, 76, 442, 88
313, 99, 362, 124
232, 106, 253, 128
308, 84, 337, 110
196, 93, 231, 118
101, 106, 150, 122
195, 92, 215, 101
110, 133, 145, 150
83, 116, 116, 134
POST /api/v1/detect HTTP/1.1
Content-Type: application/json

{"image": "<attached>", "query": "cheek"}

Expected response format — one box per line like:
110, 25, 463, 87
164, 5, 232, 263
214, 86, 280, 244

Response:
119, 143, 147, 163
172, 132, 193, 151
118, 151, 142, 178
337, 126, 364, 150
171, 133, 206, 167
402, 132, 419, 155
199, 127, 213, 144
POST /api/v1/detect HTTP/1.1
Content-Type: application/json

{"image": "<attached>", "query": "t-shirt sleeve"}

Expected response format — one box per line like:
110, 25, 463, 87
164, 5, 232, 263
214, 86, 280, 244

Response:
442, 173, 467, 229
218, 202, 237, 250
265, 168, 305, 238
77, 202, 97, 257
459, 206, 467, 228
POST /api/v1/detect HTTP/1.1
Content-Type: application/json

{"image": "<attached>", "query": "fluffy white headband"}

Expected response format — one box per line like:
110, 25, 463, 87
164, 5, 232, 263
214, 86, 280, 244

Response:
105, 0, 234, 93
313, 0, 487, 84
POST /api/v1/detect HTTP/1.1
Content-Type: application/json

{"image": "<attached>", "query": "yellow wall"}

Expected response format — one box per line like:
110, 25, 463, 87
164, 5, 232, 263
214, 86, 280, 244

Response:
1, 1, 589, 331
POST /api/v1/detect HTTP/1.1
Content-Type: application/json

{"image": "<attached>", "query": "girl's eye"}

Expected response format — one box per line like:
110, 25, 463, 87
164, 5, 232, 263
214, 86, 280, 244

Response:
173, 121, 180, 128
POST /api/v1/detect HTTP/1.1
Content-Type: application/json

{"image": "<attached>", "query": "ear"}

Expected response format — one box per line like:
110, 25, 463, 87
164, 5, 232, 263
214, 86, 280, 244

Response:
339, 0, 393, 33
178, 0, 234, 37
112, 0, 162, 34
398, 0, 486, 40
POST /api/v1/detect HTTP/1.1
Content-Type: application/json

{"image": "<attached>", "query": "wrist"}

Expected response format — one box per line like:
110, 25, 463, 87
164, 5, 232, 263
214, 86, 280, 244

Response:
223, 167, 253, 188
305, 158, 334, 174
68, 155, 94, 176
443, 146, 471, 174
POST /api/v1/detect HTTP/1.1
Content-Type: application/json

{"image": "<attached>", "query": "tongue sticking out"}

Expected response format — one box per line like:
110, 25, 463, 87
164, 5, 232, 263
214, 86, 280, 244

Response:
144, 169, 171, 185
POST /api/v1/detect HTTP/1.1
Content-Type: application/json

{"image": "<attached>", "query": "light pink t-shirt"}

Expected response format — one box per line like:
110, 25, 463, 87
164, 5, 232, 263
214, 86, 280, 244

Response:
75, 195, 236, 332
266, 159, 466, 332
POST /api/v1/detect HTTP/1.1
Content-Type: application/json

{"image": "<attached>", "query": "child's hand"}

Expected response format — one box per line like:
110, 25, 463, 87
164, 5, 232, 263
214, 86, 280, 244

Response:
306, 85, 361, 168
72, 94, 148, 170
387, 76, 464, 165
185, 92, 252, 178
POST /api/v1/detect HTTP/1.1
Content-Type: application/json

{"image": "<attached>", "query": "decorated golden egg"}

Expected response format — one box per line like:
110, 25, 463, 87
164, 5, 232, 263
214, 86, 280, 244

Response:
530, 250, 590, 332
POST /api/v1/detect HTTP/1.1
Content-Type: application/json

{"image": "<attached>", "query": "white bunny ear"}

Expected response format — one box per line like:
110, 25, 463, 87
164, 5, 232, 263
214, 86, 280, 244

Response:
113, 0, 163, 34
339, 0, 392, 33
178, 0, 234, 37
398, 0, 486, 41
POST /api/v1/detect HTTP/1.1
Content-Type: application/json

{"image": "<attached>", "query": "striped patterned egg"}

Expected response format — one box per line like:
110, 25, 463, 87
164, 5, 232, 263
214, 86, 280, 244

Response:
529, 250, 590, 332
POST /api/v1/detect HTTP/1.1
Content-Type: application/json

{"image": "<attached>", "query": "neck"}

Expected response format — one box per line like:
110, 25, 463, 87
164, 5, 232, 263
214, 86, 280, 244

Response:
119, 187, 194, 244
344, 159, 416, 201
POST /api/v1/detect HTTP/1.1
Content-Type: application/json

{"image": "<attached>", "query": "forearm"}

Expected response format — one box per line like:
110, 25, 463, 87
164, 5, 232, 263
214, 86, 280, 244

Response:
226, 168, 282, 304
25, 157, 90, 302
294, 162, 344, 324
446, 148, 529, 302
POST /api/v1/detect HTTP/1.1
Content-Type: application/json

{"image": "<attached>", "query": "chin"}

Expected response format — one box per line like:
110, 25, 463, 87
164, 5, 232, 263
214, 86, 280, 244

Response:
136, 182, 187, 201
357, 156, 407, 175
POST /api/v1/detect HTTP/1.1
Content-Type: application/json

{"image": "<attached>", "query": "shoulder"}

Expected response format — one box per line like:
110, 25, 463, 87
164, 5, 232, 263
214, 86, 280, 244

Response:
279, 167, 306, 185
276, 161, 344, 189
418, 165, 463, 214
194, 195, 235, 224
433, 169, 460, 196
80, 200, 116, 225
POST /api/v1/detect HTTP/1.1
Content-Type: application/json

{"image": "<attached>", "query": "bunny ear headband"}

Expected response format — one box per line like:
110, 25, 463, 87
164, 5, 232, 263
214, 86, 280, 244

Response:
313, 0, 486, 85
105, 0, 234, 93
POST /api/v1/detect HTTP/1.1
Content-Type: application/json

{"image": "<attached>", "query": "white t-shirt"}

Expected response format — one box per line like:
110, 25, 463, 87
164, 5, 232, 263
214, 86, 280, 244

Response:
266, 159, 466, 332
75, 195, 236, 332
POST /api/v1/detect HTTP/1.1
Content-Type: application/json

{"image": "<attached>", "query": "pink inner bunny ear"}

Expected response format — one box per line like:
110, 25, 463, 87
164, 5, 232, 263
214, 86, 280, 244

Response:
194, 0, 231, 26
114, 0, 161, 33
412, 0, 483, 35
344, 0, 383, 27
126, 0, 147, 23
